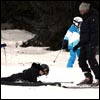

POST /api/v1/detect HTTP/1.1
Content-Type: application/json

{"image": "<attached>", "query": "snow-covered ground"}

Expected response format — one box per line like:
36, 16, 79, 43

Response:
1, 29, 99, 99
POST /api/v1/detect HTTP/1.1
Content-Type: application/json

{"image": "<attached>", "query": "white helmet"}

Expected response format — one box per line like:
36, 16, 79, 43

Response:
73, 17, 83, 28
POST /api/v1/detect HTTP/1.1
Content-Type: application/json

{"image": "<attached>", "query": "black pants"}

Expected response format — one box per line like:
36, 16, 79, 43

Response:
79, 45, 99, 79
1, 73, 23, 82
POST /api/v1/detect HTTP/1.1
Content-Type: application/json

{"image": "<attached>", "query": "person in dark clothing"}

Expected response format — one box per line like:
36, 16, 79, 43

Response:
1, 62, 49, 83
73, 2, 99, 86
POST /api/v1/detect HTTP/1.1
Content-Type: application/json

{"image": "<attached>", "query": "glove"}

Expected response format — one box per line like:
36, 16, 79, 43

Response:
73, 42, 80, 51
73, 46, 78, 51
62, 40, 68, 49
1, 43, 7, 48
73, 44, 80, 51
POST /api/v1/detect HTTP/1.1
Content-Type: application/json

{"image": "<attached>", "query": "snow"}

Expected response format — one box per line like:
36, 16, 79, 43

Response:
1, 29, 34, 41
1, 29, 99, 99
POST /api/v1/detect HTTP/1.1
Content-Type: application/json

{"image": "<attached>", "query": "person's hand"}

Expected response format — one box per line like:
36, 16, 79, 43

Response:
1, 43, 7, 48
3, 43, 7, 47
62, 40, 68, 49
73, 45, 78, 51
73, 42, 80, 51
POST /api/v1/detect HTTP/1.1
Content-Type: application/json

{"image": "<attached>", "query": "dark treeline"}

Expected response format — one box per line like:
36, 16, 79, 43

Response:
1, 1, 99, 50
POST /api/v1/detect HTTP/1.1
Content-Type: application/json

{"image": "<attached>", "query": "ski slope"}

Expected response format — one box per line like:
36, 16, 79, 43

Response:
1, 29, 99, 99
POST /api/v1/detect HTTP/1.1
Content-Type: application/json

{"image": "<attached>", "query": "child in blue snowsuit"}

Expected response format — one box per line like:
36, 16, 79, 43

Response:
63, 17, 83, 68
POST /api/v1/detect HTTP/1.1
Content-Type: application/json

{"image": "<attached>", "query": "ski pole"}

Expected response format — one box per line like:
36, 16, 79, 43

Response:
53, 47, 63, 63
53, 39, 66, 63
3, 47, 7, 67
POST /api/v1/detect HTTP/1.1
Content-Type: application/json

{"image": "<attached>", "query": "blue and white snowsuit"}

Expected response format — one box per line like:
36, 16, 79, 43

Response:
64, 24, 80, 68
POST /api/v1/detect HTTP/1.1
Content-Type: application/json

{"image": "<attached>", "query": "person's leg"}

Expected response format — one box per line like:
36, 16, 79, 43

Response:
86, 46, 99, 85
1, 73, 22, 82
1, 74, 16, 82
79, 47, 91, 72
67, 49, 76, 68
78, 47, 93, 85
76, 49, 80, 57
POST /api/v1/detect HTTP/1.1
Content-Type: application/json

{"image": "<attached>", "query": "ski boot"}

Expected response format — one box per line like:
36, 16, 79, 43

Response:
77, 72, 93, 85
91, 79, 99, 86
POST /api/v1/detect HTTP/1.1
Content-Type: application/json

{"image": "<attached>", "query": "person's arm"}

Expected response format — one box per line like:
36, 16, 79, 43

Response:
64, 24, 73, 41
89, 16, 99, 46
22, 66, 38, 82
63, 24, 74, 49
30, 68, 38, 82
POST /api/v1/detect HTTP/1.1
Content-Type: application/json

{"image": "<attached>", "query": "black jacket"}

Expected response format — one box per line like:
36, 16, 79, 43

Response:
79, 8, 99, 47
17, 63, 43, 82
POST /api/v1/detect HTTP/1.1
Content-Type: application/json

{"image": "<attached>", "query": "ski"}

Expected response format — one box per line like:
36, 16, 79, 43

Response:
2, 81, 98, 89
1, 80, 74, 87
1, 81, 61, 87
61, 84, 99, 89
